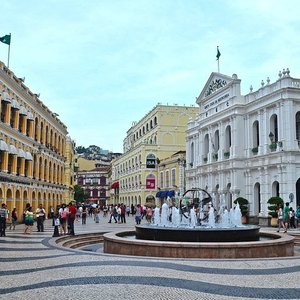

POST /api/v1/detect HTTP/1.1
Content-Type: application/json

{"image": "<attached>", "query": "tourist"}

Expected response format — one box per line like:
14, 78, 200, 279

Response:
94, 206, 100, 223
81, 205, 87, 225
0, 203, 8, 237
295, 205, 300, 228
68, 202, 77, 235
120, 203, 126, 223
108, 205, 118, 223
36, 204, 46, 232
116, 204, 122, 223
289, 208, 296, 229
23, 203, 31, 224
284, 202, 290, 232
9, 208, 18, 230
126, 205, 130, 217
146, 206, 153, 223
59, 204, 68, 235
24, 207, 34, 234
103, 205, 108, 217
277, 204, 285, 233
135, 204, 142, 225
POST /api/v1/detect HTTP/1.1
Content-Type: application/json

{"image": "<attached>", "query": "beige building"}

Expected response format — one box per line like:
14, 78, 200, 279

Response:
110, 104, 198, 207
156, 150, 186, 206
0, 61, 74, 220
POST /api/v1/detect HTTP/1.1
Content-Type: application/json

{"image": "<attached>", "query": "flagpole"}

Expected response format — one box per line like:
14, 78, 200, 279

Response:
217, 46, 220, 73
7, 33, 11, 68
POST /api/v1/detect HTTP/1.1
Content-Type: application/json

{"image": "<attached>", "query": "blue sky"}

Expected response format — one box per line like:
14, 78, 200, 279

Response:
1, 0, 299, 153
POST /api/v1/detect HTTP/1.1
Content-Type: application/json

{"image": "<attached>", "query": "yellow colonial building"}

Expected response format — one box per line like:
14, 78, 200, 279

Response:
0, 61, 74, 220
110, 104, 198, 207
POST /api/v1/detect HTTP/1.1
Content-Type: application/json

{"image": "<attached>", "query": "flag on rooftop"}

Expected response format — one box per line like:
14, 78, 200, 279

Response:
0, 34, 11, 45
216, 46, 221, 60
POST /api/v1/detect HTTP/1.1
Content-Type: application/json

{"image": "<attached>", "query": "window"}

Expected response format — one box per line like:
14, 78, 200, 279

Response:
166, 170, 170, 188
160, 171, 164, 188
171, 169, 176, 187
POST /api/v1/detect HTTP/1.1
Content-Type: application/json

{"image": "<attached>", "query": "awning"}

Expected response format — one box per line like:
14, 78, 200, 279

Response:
19, 106, 28, 116
0, 140, 9, 151
18, 148, 26, 158
9, 144, 18, 155
156, 190, 175, 198
11, 98, 21, 110
167, 190, 175, 197
111, 182, 119, 189
1, 91, 11, 103
25, 151, 33, 161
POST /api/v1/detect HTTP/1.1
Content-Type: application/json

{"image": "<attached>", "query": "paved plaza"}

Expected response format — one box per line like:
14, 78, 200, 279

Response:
1, 214, 300, 300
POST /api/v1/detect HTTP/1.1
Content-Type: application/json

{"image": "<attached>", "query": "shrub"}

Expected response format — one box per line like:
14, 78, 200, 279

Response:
267, 196, 284, 218
233, 197, 249, 216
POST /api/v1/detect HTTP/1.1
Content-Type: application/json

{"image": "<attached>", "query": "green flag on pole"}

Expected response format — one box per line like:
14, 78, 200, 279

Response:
0, 34, 11, 45
216, 46, 221, 60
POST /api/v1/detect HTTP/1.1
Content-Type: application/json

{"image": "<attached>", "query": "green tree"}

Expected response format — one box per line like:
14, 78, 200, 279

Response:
75, 146, 86, 154
73, 184, 86, 203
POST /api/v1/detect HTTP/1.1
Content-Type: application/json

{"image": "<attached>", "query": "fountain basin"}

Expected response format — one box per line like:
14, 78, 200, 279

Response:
136, 224, 260, 242
103, 230, 295, 258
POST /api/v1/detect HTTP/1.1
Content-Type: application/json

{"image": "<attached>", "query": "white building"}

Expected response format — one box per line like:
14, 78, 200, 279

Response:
186, 69, 300, 220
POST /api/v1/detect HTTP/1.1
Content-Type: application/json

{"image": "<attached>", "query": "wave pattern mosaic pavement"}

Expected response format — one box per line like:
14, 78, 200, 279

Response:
1, 217, 300, 300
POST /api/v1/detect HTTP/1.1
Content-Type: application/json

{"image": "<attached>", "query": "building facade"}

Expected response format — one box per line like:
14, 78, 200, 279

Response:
186, 69, 300, 220
77, 162, 110, 206
0, 61, 74, 220
156, 150, 186, 206
110, 104, 198, 207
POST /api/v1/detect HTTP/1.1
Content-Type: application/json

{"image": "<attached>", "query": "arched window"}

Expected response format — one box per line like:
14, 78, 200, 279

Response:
252, 121, 259, 148
269, 114, 278, 143
295, 112, 300, 144
225, 125, 231, 150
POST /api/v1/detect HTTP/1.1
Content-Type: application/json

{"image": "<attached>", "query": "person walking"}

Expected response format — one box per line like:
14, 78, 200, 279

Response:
277, 204, 285, 233
24, 207, 34, 234
295, 205, 300, 228
81, 205, 87, 225
68, 202, 77, 235
0, 203, 8, 237
108, 205, 118, 223
283, 202, 290, 232
289, 208, 296, 229
9, 208, 18, 230
120, 203, 126, 224
59, 204, 68, 235
36, 204, 46, 232
135, 204, 142, 225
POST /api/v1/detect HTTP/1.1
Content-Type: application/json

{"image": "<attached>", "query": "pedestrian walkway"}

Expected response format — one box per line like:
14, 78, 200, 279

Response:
1, 214, 300, 300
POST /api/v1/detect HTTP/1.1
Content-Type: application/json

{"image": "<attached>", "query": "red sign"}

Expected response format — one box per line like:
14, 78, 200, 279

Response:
146, 178, 155, 189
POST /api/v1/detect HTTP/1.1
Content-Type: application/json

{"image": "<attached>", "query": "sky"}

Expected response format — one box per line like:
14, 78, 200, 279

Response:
1, 0, 300, 153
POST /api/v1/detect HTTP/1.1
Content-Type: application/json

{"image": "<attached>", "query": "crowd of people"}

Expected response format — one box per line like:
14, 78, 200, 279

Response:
277, 202, 300, 232
2, 201, 299, 238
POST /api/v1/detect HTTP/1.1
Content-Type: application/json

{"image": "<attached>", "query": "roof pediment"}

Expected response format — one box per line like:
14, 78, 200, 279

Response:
197, 72, 234, 103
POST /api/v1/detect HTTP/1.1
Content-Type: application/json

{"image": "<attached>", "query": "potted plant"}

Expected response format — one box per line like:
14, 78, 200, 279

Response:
233, 197, 249, 223
269, 143, 277, 151
252, 147, 258, 154
224, 151, 230, 158
267, 196, 284, 227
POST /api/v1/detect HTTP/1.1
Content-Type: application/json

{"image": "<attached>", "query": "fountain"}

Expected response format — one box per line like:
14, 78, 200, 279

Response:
103, 189, 295, 258
136, 189, 259, 242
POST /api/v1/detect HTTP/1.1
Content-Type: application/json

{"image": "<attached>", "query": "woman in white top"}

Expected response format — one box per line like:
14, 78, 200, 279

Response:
277, 205, 286, 233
